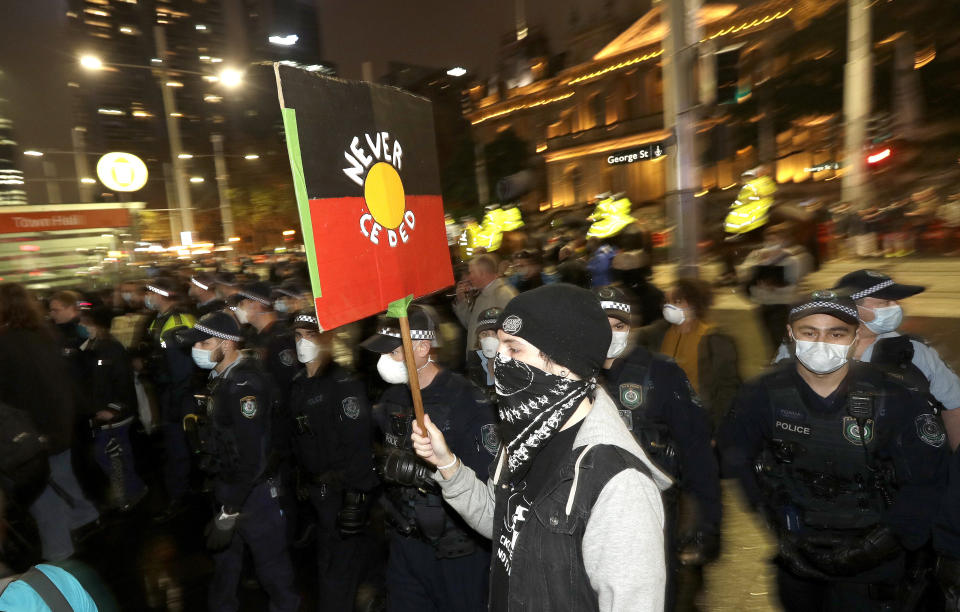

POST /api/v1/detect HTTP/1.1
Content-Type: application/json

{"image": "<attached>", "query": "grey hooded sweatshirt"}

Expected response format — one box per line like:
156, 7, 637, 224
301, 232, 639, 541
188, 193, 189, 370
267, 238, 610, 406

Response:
434, 387, 673, 611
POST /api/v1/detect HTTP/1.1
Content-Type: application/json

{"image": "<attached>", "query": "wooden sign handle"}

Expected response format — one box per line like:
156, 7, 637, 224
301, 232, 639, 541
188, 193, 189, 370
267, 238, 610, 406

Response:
398, 315, 426, 432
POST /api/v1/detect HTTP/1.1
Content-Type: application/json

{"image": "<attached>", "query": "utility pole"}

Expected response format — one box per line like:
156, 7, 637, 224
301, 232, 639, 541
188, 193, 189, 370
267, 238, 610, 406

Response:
163, 162, 182, 240
211, 133, 235, 243
661, 0, 701, 277
154, 25, 195, 235
842, 0, 872, 208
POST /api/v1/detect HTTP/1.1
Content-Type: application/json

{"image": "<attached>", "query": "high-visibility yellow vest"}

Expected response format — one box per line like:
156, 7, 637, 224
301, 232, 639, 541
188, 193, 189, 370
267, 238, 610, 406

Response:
724, 176, 776, 234
587, 196, 636, 239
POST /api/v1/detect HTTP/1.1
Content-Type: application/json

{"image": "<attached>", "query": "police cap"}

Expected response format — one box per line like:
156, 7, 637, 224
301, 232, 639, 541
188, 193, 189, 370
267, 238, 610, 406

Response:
788, 290, 859, 326
476, 307, 503, 333
179, 311, 243, 345
594, 286, 631, 324
290, 308, 320, 332
360, 304, 437, 354
833, 269, 925, 301
237, 281, 274, 308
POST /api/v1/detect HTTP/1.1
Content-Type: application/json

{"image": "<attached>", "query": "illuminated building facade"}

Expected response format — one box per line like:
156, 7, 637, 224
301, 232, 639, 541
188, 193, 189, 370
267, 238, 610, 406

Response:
465, 0, 850, 212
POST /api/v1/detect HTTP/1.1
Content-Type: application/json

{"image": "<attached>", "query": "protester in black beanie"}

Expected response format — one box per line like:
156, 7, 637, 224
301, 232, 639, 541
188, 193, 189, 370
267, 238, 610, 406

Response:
411, 283, 672, 612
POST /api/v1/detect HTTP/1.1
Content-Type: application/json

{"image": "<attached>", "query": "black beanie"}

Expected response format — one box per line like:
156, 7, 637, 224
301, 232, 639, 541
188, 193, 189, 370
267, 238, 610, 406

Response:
497, 283, 611, 380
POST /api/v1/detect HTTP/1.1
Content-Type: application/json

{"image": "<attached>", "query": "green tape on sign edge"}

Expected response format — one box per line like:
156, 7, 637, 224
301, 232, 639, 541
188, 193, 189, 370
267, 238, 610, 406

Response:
386, 295, 414, 319
281, 107, 322, 299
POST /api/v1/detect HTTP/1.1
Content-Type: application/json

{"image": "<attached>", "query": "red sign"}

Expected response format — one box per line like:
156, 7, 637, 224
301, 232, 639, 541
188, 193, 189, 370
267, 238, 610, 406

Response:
0, 208, 131, 235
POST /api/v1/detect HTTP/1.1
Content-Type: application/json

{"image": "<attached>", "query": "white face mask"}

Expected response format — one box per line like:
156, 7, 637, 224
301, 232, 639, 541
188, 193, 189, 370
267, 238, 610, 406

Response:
793, 336, 856, 374
296, 338, 322, 364
479, 336, 500, 359
275, 300, 290, 313
144, 294, 158, 311
607, 330, 629, 359
377, 354, 409, 384
663, 304, 686, 325
192, 342, 222, 370
121, 292, 133, 304
235, 307, 250, 325
861, 305, 903, 335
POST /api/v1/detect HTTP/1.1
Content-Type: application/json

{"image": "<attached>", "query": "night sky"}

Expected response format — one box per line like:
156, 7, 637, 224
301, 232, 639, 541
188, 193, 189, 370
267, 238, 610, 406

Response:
318, 0, 649, 79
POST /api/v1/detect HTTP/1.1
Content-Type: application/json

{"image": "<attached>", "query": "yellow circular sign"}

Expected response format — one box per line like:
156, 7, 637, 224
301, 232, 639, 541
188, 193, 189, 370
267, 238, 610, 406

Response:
96, 152, 148, 192
363, 162, 405, 229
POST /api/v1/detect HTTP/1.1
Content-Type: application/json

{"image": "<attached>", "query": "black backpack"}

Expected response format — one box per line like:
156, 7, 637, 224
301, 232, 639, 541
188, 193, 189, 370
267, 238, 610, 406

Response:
0, 402, 49, 504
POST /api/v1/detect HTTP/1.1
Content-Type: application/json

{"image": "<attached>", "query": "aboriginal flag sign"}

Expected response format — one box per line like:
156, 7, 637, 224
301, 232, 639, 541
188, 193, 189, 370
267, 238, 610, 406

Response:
275, 64, 454, 330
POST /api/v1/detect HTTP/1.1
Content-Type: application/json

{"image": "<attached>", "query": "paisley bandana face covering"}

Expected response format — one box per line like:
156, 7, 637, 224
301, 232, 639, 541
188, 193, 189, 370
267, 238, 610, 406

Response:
494, 353, 594, 482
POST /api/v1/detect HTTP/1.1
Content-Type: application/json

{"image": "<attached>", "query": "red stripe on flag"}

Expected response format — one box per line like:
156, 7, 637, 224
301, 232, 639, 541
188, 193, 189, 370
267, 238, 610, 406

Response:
307, 194, 454, 330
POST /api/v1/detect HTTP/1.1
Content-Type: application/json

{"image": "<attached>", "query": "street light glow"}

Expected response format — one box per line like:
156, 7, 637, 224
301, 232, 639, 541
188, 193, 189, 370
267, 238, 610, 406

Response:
268, 34, 299, 46
446, 67, 467, 77
178, 153, 193, 159
23, 150, 44, 157
282, 230, 296, 236
81, 177, 97, 184
219, 68, 243, 88
189, 176, 204, 183
195, 24, 207, 31
165, 81, 184, 88
80, 55, 103, 70
243, 154, 259, 160
228, 236, 241, 242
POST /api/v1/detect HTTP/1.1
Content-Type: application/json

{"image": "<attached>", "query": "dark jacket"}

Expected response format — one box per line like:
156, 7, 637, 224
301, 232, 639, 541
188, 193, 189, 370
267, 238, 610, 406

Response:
288, 362, 378, 491
0, 328, 76, 453
81, 335, 137, 422
635, 319, 741, 430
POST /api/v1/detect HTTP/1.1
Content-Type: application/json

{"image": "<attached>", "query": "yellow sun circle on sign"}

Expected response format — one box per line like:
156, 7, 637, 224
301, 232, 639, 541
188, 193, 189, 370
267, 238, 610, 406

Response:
364, 162, 406, 229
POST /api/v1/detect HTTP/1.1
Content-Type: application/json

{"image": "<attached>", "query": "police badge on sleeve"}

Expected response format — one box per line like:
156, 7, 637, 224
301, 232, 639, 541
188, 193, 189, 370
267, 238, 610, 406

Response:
342, 397, 361, 420
915, 413, 946, 448
240, 396, 258, 419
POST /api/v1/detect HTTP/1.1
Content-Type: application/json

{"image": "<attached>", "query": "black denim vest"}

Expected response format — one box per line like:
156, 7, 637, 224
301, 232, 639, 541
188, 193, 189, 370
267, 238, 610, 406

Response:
495, 444, 653, 611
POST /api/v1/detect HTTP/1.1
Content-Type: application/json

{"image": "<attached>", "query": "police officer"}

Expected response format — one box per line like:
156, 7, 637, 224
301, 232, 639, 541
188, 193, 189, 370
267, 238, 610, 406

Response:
464, 306, 502, 397
236, 282, 300, 398
361, 305, 498, 612
272, 280, 309, 324
182, 312, 299, 612
722, 290, 949, 611
142, 277, 198, 522
189, 271, 226, 317
596, 287, 720, 610
775, 270, 960, 448
288, 310, 379, 610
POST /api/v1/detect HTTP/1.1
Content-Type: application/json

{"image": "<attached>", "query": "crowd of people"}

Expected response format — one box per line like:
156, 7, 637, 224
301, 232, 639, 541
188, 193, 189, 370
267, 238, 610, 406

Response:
1, 238, 960, 611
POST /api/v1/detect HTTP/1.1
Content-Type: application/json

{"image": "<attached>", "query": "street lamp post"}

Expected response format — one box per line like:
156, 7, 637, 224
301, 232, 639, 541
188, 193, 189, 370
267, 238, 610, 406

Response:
210, 133, 236, 244
78, 39, 246, 242
154, 26, 195, 235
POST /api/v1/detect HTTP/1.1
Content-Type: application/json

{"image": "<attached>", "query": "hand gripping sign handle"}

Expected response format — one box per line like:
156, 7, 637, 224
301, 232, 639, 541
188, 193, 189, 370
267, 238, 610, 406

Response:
387, 295, 425, 432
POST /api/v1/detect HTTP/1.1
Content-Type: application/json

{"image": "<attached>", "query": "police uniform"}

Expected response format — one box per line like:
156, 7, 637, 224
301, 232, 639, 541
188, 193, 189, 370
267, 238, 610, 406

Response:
181, 313, 299, 612
598, 288, 720, 611
775, 270, 960, 413
722, 293, 949, 611
288, 311, 379, 611
361, 309, 498, 612
238, 282, 301, 398
142, 279, 198, 513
